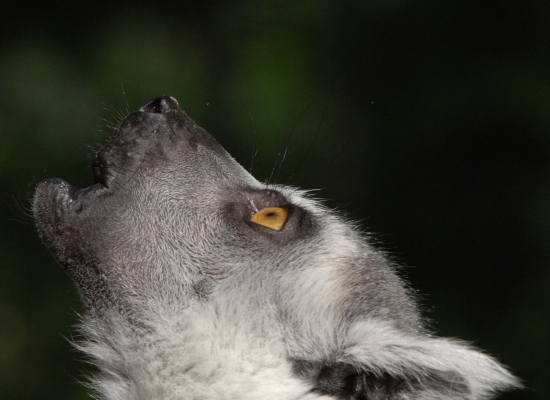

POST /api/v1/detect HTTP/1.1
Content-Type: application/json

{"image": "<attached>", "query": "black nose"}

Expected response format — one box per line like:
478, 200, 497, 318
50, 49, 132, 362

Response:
139, 96, 180, 114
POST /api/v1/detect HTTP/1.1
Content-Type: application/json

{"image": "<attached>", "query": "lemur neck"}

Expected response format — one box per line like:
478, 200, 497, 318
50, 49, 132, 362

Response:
80, 308, 314, 400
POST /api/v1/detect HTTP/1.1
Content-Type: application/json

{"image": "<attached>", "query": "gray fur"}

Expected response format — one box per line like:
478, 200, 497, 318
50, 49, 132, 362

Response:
33, 96, 520, 399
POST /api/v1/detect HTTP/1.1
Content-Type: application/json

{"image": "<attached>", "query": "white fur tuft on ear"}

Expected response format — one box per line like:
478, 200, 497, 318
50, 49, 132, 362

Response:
340, 319, 521, 399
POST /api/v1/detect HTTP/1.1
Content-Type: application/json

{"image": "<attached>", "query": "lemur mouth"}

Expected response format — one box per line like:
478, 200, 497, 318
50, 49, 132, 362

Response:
34, 96, 185, 218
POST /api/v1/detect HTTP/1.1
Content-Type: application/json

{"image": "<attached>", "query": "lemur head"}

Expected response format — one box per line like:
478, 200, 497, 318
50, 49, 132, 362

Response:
34, 96, 519, 399
34, 96, 418, 330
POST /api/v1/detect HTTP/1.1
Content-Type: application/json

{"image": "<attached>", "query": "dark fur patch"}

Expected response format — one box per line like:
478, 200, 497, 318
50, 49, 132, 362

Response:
292, 359, 471, 399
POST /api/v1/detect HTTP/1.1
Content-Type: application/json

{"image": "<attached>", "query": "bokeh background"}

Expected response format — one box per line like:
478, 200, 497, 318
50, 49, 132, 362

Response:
1, 1, 549, 399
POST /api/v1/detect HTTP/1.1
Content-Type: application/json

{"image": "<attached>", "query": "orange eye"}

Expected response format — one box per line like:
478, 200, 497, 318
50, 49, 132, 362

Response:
250, 207, 288, 231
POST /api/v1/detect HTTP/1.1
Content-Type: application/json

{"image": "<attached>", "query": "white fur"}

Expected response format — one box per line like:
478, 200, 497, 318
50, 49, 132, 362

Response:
77, 308, 323, 400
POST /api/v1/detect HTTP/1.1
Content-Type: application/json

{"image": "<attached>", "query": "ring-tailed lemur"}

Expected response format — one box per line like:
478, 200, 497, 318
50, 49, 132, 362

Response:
34, 96, 520, 399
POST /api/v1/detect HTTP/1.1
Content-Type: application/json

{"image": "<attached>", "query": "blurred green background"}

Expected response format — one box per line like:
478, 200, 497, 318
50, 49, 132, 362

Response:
1, 1, 549, 399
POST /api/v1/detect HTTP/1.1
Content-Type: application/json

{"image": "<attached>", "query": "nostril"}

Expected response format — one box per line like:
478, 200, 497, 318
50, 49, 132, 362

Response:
139, 96, 179, 114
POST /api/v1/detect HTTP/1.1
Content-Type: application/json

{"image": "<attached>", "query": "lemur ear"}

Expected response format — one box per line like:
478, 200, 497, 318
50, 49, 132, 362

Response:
294, 320, 520, 399
294, 360, 471, 399
339, 320, 521, 399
